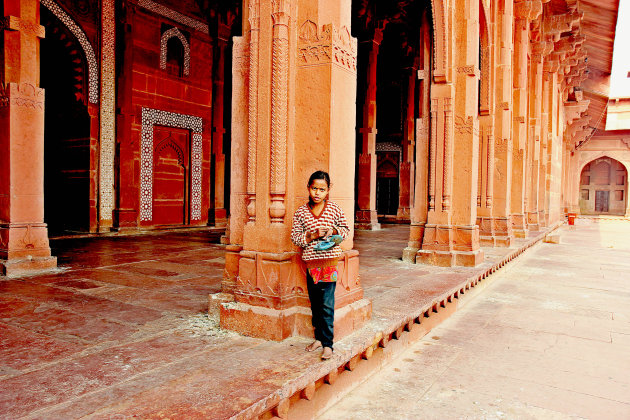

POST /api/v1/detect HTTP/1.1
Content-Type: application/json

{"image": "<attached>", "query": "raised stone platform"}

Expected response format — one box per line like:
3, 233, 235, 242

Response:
0, 223, 559, 419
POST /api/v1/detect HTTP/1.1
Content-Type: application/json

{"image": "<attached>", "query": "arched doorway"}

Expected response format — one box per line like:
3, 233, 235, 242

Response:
40, 7, 93, 236
579, 157, 628, 215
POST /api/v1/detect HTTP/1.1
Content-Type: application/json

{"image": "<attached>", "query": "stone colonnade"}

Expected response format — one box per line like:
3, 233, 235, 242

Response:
218, 0, 592, 340
0, 0, 594, 340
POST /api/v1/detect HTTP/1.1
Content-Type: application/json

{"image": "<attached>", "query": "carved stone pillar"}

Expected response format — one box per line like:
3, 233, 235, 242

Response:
403, 16, 431, 261
511, 0, 541, 238
397, 66, 416, 222
210, 21, 232, 228
0, 0, 57, 276
526, 50, 544, 231
417, 0, 483, 267
218, 0, 370, 341
355, 27, 383, 230
483, 0, 514, 247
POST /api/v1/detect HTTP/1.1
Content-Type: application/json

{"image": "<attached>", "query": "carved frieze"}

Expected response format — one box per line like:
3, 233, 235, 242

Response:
0, 83, 45, 110
455, 115, 480, 136
457, 65, 480, 78
298, 21, 357, 73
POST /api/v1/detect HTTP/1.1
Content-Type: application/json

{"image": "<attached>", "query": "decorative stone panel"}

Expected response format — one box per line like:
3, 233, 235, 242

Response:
140, 108, 203, 222
159, 27, 191, 76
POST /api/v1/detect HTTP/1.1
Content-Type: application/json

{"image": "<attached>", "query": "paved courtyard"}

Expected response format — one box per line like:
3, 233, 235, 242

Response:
321, 219, 630, 420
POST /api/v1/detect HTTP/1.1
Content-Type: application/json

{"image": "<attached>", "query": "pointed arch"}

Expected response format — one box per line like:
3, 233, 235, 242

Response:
160, 27, 191, 76
40, 0, 99, 103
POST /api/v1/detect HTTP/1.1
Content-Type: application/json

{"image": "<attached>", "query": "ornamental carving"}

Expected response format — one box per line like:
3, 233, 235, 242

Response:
138, 0, 209, 34
457, 65, 480, 78
140, 108, 204, 222
159, 27, 191, 76
455, 115, 479, 136
3, 15, 46, 38
298, 21, 357, 73
0, 83, 45, 110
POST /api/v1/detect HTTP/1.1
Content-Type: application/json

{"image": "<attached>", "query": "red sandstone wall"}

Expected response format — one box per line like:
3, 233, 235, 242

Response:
116, 6, 213, 229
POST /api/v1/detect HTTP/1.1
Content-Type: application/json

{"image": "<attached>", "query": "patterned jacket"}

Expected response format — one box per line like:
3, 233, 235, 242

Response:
291, 200, 350, 265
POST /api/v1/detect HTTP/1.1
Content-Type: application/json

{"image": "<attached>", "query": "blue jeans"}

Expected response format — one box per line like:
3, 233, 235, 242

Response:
306, 273, 336, 349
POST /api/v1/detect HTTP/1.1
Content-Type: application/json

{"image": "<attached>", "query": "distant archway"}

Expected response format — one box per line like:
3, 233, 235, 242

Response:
579, 157, 628, 215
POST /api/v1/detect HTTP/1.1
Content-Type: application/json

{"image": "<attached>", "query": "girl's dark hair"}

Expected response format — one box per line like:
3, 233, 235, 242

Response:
308, 170, 331, 188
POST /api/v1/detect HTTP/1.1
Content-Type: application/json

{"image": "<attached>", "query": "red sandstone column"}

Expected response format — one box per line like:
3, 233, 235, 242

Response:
216, 0, 370, 341
511, 1, 541, 238
403, 18, 431, 262
0, 0, 57, 276
397, 66, 417, 222
417, 0, 484, 267
526, 47, 544, 231
355, 27, 383, 230
486, 0, 514, 247
210, 20, 232, 228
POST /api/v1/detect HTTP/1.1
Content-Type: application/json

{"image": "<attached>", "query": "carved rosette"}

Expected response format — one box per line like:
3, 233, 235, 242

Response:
270, 0, 290, 224
247, 0, 260, 223
429, 99, 438, 211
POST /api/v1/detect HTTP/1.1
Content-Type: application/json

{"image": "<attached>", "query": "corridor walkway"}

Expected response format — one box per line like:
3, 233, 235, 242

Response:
321, 219, 630, 419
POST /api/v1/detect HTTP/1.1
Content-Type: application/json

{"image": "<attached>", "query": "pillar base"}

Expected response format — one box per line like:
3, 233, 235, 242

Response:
416, 224, 484, 267
416, 249, 484, 267
355, 209, 381, 230
527, 211, 541, 231
478, 217, 514, 247
402, 223, 426, 262
511, 213, 528, 238
219, 298, 372, 342
0, 256, 57, 278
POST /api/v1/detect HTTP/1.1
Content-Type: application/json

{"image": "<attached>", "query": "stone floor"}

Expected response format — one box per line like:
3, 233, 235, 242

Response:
0, 222, 568, 418
321, 218, 630, 420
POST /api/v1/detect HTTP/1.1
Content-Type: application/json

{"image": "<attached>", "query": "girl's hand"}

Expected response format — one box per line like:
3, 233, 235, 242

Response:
318, 228, 334, 239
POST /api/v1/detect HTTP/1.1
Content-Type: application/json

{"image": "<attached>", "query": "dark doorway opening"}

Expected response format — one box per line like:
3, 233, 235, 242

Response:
41, 9, 91, 236
595, 190, 609, 213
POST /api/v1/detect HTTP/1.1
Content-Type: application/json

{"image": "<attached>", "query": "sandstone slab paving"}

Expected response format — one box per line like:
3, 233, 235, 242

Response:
0, 224, 560, 419
321, 218, 630, 420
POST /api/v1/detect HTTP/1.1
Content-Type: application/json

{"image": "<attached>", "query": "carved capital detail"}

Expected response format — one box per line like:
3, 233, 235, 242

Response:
298, 20, 357, 73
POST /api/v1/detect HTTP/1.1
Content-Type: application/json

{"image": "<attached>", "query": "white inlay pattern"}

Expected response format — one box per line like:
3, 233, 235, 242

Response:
160, 27, 191, 76
40, 0, 99, 104
99, 0, 116, 220
137, 0, 209, 34
140, 108, 204, 221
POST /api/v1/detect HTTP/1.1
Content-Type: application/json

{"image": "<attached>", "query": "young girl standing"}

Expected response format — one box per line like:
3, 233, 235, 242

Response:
291, 171, 350, 360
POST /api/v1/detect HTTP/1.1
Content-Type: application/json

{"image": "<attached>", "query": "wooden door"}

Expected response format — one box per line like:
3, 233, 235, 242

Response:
152, 126, 190, 225
595, 190, 609, 213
